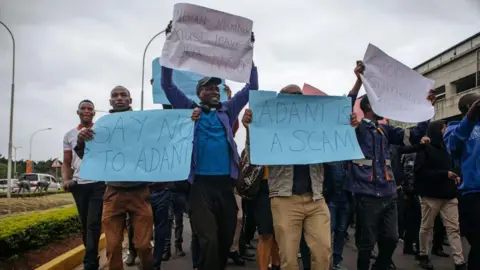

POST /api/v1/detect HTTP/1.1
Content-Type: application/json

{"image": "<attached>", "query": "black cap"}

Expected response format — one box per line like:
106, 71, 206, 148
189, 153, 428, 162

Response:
196, 77, 222, 94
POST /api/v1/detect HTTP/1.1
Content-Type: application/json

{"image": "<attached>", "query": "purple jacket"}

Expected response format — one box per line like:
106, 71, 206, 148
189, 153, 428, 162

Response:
160, 66, 259, 182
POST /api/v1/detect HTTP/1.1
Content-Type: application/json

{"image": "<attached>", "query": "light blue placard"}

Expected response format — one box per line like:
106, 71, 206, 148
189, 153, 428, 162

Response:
249, 90, 365, 165
152, 57, 227, 105
79, 109, 194, 182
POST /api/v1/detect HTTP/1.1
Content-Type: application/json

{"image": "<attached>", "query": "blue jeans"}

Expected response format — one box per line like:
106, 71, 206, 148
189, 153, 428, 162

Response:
328, 199, 351, 265
150, 190, 173, 270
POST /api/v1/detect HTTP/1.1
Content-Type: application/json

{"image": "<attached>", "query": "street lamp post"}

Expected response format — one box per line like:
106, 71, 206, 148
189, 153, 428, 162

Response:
140, 30, 166, 111
29, 128, 52, 161
1, 21, 16, 199
13, 146, 21, 178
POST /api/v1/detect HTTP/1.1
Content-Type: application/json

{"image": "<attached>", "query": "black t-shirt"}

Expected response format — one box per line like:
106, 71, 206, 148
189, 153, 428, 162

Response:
292, 165, 312, 195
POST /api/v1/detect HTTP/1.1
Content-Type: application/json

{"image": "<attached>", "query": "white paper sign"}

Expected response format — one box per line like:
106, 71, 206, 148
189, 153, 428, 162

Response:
361, 44, 435, 123
160, 3, 254, 83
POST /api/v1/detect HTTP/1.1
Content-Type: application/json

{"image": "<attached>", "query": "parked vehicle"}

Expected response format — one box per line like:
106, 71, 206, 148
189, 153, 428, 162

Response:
17, 173, 61, 191
0, 179, 19, 193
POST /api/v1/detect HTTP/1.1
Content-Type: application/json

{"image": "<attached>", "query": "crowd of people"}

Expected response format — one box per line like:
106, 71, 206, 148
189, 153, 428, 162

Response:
61, 28, 480, 270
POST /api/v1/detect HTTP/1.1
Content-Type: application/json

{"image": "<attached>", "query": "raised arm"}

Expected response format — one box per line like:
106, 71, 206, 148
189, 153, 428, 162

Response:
347, 61, 364, 108
160, 66, 195, 109
224, 64, 259, 121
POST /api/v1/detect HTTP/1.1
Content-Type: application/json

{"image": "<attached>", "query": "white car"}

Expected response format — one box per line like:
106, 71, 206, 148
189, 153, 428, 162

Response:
0, 179, 19, 193
18, 173, 62, 191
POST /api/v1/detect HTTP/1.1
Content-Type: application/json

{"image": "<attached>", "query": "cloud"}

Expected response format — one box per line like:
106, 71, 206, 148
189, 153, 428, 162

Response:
0, 0, 479, 163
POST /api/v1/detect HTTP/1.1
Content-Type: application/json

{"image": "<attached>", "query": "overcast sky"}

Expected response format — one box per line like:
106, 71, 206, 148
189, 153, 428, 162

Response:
0, 0, 479, 162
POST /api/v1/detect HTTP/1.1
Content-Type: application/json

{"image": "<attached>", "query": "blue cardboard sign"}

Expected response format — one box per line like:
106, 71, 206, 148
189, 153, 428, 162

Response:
79, 109, 194, 182
152, 57, 228, 105
249, 90, 364, 165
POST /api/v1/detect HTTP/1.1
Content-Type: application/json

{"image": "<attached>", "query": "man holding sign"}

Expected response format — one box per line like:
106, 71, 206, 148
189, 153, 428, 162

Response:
161, 24, 258, 269
75, 86, 154, 270
350, 61, 437, 270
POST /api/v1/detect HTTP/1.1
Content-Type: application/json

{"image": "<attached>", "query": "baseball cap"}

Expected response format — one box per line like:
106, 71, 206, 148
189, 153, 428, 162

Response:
196, 77, 222, 93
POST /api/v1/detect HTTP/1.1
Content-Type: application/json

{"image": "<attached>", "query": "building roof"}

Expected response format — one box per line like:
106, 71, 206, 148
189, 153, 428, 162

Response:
413, 31, 480, 70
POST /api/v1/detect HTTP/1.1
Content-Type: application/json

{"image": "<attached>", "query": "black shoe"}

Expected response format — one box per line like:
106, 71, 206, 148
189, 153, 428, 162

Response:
432, 248, 449, 258
245, 242, 256, 250
175, 246, 186, 257
455, 263, 466, 270
162, 249, 171, 261
125, 250, 136, 266
229, 251, 246, 266
403, 247, 418, 256
418, 255, 434, 270
270, 265, 280, 270
371, 261, 396, 270
242, 249, 255, 258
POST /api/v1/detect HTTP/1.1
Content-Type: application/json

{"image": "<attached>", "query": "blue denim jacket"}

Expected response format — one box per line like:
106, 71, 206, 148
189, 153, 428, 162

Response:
160, 66, 259, 182
347, 94, 428, 197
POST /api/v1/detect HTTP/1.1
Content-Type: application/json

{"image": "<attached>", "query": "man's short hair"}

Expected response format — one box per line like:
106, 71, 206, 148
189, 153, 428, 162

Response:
111, 85, 131, 97
458, 93, 480, 115
360, 95, 370, 112
78, 99, 94, 109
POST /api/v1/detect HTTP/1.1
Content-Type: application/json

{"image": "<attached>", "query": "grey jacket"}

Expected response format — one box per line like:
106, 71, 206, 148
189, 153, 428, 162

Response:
244, 130, 325, 200
267, 164, 325, 200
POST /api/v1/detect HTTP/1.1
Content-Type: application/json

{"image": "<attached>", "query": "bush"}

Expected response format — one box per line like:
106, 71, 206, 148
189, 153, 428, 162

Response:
0, 206, 80, 258
0, 190, 65, 198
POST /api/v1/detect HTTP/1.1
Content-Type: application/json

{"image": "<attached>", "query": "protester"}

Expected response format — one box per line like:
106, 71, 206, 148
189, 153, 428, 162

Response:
241, 127, 280, 270
401, 148, 421, 256
242, 84, 331, 270
161, 24, 258, 268
75, 86, 153, 270
323, 161, 351, 270
62, 99, 105, 270
444, 93, 480, 270
348, 61, 436, 270
163, 180, 189, 259
413, 120, 465, 269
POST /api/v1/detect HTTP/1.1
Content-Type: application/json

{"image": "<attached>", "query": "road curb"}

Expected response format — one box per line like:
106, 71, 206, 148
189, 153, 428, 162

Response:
35, 233, 106, 270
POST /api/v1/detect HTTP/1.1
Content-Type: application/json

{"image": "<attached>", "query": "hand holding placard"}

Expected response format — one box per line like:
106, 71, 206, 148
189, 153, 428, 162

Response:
161, 3, 254, 83
79, 109, 195, 182
248, 91, 364, 165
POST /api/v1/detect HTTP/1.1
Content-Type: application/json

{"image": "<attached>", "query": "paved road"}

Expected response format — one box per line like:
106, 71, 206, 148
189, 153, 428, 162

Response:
76, 217, 469, 269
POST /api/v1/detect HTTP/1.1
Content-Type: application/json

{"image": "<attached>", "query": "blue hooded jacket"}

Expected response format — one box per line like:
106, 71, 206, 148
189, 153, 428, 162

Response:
444, 117, 480, 195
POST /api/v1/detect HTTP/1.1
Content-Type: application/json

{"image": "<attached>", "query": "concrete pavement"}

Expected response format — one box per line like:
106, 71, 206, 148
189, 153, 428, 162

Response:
75, 217, 469, 269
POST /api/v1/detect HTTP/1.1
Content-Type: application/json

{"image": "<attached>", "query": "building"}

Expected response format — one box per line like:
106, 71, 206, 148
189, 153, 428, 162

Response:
414, 32, 480, 122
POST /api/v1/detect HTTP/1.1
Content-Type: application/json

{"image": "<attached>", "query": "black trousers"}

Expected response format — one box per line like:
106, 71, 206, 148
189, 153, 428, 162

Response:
165, 191, 187, 249
126, 213, 135, 252
459, 193, 480, 270
355, 195, 398, 270
189, 176, 237, 270
404, 194, 421, 251
396, 189, 406, 240
71, 182, 106, 270
240, 197, 256, 255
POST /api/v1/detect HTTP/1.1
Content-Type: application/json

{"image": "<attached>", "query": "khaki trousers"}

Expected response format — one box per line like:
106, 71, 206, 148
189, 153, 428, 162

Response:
271, 194, 331, 270
419, 197, 464, 265
102, 186, 153, 270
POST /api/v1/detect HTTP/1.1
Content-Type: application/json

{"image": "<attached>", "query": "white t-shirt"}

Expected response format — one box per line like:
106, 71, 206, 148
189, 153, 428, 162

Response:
63, 127, 96, 184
